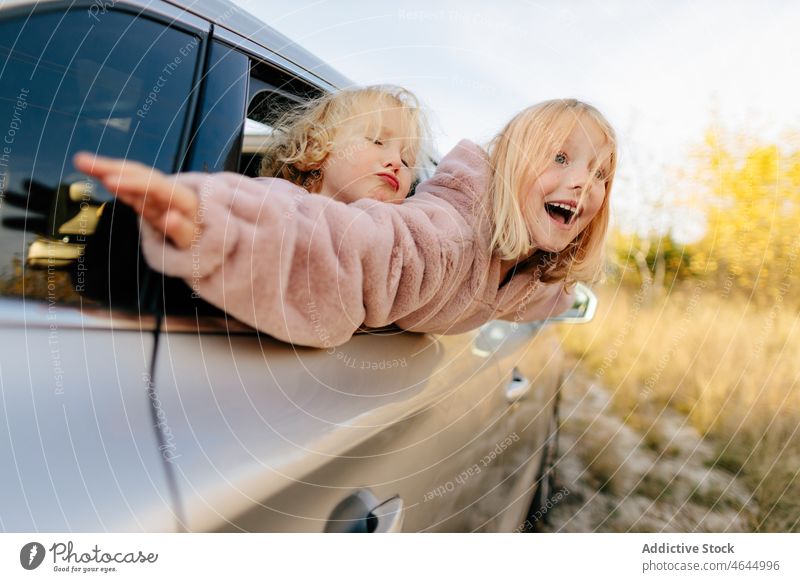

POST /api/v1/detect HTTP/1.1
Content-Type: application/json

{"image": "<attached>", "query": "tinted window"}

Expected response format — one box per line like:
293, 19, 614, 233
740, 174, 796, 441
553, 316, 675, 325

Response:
0, 8, 200, 309
184, 42, 248, 174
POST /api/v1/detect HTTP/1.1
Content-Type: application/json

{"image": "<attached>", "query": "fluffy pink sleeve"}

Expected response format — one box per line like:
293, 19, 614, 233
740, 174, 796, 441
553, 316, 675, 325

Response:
138, 163, 477, 347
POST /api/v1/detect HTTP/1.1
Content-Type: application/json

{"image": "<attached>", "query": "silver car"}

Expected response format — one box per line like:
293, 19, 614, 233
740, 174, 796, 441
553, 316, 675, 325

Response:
0, 0, 594, 532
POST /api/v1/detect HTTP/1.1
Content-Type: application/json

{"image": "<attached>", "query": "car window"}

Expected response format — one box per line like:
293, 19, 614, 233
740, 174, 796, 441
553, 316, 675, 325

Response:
0, 8, 200, 310
183, 42, 248, 174
157, 53, 321, 320
240, 117, 274, 177
238, 73, 314, 178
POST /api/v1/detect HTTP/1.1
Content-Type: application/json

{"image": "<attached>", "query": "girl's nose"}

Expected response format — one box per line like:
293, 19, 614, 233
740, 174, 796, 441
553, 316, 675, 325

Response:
383, 144, 403, 169
568, 165, 591, 189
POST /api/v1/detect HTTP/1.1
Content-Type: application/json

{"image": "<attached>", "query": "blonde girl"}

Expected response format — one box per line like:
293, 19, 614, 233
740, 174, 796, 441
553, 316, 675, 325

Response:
259, 85, 428, 204
74, 98, 616, 347
490, 99, 614, 289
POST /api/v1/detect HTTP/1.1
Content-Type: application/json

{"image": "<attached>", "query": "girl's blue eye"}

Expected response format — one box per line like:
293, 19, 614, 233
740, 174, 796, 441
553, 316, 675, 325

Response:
554, 151, 568, 164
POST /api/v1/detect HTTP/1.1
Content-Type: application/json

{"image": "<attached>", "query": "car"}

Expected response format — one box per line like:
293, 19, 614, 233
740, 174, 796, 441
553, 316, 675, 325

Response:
0, 0, 596, 532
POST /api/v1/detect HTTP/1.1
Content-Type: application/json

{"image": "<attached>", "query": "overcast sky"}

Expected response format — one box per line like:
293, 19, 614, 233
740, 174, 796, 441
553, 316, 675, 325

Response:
232, 0, 800, 242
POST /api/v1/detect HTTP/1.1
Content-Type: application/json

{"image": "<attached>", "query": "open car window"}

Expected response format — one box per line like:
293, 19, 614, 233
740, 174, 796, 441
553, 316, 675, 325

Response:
239, 117, 275, 177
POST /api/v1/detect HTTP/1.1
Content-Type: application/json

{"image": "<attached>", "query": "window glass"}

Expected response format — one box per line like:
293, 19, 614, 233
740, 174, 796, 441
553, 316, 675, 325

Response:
184, 42, 248, 174
0, 8, 200, 309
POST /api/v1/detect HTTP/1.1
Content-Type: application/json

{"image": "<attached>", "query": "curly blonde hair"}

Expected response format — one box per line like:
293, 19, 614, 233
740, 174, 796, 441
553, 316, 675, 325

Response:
259, 85, 428, 193
487, 99, 617, 286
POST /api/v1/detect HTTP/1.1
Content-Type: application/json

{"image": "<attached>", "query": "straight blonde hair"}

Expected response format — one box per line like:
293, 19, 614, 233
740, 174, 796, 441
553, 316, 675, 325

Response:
259, 85, 428, 192
487, 99, 617, 285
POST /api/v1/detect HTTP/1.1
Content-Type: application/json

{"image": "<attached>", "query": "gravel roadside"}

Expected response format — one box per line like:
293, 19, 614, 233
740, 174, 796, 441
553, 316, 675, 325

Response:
536, 362, 756, 532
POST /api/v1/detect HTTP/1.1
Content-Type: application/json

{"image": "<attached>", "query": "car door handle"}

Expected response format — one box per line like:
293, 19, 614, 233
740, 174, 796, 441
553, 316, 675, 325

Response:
370, 496, 404, 532
505, 367, 531, 402
325, 490, 404, 533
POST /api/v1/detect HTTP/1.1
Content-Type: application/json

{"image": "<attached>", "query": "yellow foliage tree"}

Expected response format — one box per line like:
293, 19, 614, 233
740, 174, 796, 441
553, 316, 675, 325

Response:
688, 130, 800, 303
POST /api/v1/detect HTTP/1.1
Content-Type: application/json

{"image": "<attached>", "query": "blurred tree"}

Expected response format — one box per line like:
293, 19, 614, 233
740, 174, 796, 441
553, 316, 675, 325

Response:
607, 231, 695, 300
688, 130, 800, 303
608, 130, 800, 304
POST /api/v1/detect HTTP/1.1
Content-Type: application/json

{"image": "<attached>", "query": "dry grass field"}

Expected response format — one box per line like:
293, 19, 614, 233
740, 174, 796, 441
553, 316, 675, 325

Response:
542, 284, 800, 532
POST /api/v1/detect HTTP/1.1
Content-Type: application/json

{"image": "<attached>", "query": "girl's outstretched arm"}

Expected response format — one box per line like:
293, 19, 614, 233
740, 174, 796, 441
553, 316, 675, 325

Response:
73, 153, 199, 249
72, 144, 486, 347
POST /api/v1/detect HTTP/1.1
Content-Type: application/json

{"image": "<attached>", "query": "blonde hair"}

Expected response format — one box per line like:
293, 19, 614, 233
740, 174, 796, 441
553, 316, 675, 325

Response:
487, 99, 617, 285
259, 85, 428, 192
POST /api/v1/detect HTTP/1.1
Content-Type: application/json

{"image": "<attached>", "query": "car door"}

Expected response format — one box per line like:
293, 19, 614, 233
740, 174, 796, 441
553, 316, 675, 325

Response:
464, 320, 564, 532
0, 1, 207, 531
153, 318, 561, 533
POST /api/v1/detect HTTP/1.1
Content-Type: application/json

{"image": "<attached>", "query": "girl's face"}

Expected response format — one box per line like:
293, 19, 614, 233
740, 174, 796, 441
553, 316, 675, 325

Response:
317, 108, 415, 204
522, 118, 612, 253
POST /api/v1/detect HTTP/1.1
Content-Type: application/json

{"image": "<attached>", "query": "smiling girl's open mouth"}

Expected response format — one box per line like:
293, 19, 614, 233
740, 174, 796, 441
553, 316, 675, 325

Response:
544, 202, 579, 226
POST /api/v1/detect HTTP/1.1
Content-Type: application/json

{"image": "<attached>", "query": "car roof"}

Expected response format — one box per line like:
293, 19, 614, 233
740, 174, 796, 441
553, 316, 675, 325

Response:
1, 0, 352, 90
162, 0, 352, 89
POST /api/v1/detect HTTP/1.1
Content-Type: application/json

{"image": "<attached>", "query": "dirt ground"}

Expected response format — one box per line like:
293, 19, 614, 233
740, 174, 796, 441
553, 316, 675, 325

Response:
536, 362, 756, 533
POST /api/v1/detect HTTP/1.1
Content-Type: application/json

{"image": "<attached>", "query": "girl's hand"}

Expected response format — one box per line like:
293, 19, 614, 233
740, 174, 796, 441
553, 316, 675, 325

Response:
72, 152, 199, 249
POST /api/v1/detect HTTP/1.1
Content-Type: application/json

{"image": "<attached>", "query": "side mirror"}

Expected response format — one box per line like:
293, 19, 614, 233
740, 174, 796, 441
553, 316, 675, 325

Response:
547, 283, 597, 324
